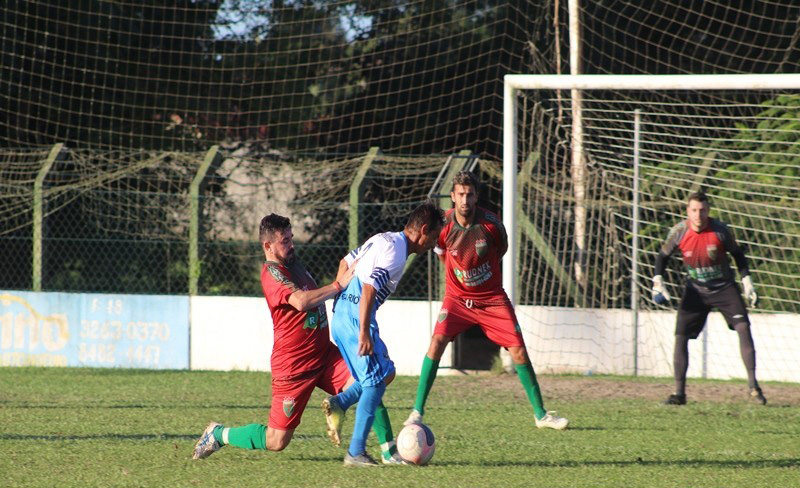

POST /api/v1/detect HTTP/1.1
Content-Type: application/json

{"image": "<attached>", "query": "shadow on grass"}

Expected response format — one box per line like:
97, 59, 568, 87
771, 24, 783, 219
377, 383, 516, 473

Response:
0, 403, 265, 409
294, 457, 800, 469
0, 432, 328, 442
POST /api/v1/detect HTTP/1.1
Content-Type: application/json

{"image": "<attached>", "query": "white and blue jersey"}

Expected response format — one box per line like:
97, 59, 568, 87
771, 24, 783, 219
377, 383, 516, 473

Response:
331, 231, 409, 386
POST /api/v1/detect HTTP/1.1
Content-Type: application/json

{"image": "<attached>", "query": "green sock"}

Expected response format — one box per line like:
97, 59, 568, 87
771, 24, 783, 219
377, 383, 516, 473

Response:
413, 356, 440, 416
220, 423, 267, 450
212, 425, 225, 444
373, 401, 396, 459
515, 362, 546, 420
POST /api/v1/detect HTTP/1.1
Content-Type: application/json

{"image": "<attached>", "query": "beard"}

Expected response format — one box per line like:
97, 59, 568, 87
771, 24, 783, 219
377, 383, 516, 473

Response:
457, 205, 475, 219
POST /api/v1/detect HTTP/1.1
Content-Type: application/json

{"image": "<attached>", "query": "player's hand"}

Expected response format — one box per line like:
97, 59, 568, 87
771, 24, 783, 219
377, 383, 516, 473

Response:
652, 275, 671, 305
742, 275, 758, 308
336, 259, 360, 290
358, 332, 373, 356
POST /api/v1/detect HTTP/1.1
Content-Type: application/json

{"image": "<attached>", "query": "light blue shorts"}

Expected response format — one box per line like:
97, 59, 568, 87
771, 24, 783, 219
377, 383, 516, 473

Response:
331, 311, 395, 388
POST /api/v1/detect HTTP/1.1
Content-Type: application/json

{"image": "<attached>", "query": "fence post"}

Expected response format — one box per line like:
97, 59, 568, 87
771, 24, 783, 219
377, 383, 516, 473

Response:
189, 145, 222, 295
632, 109, 641, 376
349, 147, 379, 251
32, 143, 64, 291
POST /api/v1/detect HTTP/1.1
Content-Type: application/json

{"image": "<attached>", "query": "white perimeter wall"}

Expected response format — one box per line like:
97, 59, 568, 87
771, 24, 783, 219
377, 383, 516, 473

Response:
191, 297, 800, 383
190, 297, 453, 375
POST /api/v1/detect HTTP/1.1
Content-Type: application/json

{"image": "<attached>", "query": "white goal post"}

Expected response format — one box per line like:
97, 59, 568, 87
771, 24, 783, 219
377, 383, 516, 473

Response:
502, 73, 800, 306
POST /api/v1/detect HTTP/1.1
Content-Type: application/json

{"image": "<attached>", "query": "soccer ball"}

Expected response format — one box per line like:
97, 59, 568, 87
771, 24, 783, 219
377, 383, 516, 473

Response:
396, 422, 435, 465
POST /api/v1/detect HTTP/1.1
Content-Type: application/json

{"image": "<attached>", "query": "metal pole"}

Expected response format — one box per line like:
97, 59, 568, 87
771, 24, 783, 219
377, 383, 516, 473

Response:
189, 145, 221, 296
32, 143, 63, 291
632, 110, 641, 376
568, 0, 587, 293
502, 83, 517, 306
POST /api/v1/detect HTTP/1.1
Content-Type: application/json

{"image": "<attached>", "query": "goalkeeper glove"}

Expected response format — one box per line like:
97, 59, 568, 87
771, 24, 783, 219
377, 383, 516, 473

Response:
742, 275, 758, 308
652, 275, 671, 305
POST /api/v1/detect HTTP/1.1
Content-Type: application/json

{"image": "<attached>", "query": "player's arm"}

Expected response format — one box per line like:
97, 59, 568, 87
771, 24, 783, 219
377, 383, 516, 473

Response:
722, 225, 757, 307
495, 221, 509, 259
334, 257, 350, 284
357, 283, 377, 356
723, 226, 751, 278
287, 260, 357, 312
652, 225, 681, 303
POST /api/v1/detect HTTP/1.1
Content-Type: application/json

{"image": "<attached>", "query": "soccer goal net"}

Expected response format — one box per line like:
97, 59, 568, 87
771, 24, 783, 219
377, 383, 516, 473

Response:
503, 74, 800, 382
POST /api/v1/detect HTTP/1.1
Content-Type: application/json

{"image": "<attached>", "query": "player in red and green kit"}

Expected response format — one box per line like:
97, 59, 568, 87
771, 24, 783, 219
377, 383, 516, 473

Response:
404, 171, 568, 431
653, 191, 765, 406
193, 213, 401, 460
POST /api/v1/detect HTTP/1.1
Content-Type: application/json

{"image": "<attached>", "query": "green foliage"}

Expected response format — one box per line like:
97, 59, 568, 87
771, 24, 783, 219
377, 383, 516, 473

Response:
641, 95, 800, 312
3, 368, 799, 487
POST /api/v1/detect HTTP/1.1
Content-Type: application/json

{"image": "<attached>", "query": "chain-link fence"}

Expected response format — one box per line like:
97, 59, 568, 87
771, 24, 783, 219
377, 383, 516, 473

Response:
2, 146, 497, 299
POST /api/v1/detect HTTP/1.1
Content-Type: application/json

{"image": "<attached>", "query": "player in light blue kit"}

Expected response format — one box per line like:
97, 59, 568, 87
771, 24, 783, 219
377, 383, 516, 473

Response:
328, 200, 443, 467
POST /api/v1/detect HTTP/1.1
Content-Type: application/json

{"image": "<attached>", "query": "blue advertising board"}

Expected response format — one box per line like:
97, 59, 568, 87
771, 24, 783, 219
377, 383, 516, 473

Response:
0, 291, 189, 369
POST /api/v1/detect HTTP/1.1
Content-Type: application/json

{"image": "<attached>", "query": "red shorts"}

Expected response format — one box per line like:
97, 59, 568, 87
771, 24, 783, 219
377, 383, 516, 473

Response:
268, 344, 351, 430
433, 295, 525, 348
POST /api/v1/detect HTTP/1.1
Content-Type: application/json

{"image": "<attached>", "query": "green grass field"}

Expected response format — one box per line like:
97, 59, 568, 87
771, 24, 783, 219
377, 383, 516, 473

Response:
2, 367, 799, 487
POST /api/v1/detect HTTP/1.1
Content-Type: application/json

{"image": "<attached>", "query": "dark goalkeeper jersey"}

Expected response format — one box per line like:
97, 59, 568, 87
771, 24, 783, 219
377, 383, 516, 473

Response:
437, 207, 508, 302
658, 218, 749, 293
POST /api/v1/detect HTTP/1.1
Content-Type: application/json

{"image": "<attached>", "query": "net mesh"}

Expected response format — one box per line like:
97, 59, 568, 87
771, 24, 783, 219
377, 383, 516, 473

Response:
514, 88, 800, 312
2, 1, 799, 309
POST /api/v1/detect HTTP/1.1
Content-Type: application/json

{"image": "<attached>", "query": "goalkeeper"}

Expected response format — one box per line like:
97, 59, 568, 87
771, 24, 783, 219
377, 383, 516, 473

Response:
404, 171, 568, 431
653, 191, 765, 405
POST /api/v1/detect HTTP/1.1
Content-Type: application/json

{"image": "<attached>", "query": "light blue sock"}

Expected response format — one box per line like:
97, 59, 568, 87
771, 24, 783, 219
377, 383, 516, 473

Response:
335, 381, 363, 411
347, 382, 386, 457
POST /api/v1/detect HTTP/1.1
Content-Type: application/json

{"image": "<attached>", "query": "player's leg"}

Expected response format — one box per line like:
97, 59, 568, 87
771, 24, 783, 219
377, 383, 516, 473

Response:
344, 330, 396, 466
668, 333, 690, 404
713, 286, 766, 404
480, 302, 567, 430
734, 322, 766, 404
192, 374, 316, 458
320, 345, 363, 446
370, 373, 409, 464
666, 285, 709, 405
406, 333, 448, 424
407, 298, 470, 425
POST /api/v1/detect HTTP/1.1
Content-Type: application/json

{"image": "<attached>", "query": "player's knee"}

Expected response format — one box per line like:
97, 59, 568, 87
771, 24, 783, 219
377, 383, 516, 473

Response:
508, 346, 528, 364
733, 321, 750, 331
266, 429, 292, 451
267, 441, 288, 452
427, 334, 450, 359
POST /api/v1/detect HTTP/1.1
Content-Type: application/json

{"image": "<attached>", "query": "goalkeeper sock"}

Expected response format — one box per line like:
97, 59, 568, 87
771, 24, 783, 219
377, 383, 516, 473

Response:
335, 381, 363, 411
673, 334, 690, 396
372, 401, 397, 458
217, 423, 267, 450
413, 355, 440, 416
348, 382, 385, 457
515, 362, 547, 420
734, 323, 760, 390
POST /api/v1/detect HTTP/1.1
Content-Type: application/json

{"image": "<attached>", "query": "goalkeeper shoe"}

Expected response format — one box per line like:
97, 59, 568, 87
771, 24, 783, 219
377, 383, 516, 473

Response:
322, 396, 346, 447
382, 452, 411, 465
403, 409, 423, 426
750, 388, 767, 405
663, 393, 687, 405
343, 452, 380, 467
535, 411, 569, 430
192, 422, 222, 460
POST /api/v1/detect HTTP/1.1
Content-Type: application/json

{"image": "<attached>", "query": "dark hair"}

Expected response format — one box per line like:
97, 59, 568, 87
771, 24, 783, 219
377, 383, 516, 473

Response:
406, 199, 444, 232
259, 213, 291, 243
687, 191, 709, 205
452, 170, 480, 192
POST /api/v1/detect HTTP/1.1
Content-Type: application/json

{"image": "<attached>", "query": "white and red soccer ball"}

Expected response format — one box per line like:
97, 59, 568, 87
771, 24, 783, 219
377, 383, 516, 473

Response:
397, 422, 435, 465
